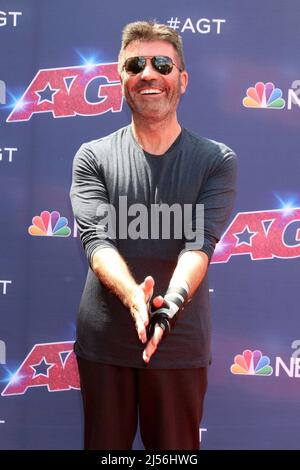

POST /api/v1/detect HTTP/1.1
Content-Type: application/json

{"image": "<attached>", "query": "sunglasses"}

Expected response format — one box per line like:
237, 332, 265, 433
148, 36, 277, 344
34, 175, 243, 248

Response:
123, 55, 182, 76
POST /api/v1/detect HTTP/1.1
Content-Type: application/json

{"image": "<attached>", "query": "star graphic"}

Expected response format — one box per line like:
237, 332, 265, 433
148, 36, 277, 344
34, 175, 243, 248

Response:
31, 357, 53, 378
234, 226, 257, 247
36, 84, 59, 104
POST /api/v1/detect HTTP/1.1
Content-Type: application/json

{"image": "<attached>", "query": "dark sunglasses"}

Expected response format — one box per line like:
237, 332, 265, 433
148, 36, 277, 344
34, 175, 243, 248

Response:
123, 55, 182, 75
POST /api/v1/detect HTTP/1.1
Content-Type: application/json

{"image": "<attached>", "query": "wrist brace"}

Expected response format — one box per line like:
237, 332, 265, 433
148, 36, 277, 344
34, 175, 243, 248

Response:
147, 281, 189, 339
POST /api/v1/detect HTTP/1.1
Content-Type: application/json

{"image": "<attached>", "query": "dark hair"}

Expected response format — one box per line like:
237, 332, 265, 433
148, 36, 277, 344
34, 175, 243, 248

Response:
118, 20, 185, 74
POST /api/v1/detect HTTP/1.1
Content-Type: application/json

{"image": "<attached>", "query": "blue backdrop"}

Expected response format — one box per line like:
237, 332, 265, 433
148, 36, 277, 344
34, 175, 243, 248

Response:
1, 0, 300, 450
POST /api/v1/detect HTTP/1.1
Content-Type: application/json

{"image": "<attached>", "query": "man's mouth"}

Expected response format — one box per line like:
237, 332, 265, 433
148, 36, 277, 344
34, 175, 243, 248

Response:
139, 88, 163, 95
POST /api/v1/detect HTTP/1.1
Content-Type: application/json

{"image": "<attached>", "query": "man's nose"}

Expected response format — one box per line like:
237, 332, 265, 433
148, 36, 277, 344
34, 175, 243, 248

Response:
140, 60, 158, 80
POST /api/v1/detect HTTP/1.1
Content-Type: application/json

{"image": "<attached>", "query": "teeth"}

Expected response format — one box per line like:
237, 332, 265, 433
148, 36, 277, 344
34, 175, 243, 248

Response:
140, 89, 162, 95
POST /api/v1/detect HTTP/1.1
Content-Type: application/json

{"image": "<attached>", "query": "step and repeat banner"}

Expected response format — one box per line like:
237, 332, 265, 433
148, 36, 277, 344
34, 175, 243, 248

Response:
1, 0, 299, 450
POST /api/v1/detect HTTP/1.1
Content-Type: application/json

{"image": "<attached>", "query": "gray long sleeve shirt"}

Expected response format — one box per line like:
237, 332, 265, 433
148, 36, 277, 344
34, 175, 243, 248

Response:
70, 125, 237, 368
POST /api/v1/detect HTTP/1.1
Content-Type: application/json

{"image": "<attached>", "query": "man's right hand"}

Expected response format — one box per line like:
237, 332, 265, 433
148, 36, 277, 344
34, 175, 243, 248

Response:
92, 249, 155, 343
128, 275, 154, 344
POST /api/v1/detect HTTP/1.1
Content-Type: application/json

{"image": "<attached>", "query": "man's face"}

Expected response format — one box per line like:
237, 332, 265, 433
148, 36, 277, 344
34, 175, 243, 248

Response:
120, 40, 188, 121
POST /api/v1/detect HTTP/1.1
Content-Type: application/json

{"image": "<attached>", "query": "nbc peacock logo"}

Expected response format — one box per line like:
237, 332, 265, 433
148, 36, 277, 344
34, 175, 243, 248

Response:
243, 82, 285, 109
230, 349, 273, 376
28, 210, 71, 237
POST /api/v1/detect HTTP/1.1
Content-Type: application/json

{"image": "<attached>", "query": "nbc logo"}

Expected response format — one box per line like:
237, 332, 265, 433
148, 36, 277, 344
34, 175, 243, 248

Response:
28, 210, 71, 237
230, 349, 273, 376
243, 82, 285, 109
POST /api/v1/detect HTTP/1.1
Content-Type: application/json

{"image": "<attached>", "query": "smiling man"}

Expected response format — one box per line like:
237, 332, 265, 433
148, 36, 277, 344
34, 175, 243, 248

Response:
121, 40, 187, 129
70, 21, 237, 450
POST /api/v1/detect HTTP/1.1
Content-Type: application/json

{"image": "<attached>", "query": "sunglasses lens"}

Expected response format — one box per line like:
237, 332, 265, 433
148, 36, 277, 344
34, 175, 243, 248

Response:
123, 56, 175, 75
152, 56, 173, 75
124, 57, 146, 74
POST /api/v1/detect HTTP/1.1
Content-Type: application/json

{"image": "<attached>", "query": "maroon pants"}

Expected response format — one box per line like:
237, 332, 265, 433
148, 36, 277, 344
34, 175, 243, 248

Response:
77, 356, 207, 450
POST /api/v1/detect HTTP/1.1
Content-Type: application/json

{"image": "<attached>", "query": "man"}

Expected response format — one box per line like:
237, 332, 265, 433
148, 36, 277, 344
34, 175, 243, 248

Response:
70, 21, 237, 450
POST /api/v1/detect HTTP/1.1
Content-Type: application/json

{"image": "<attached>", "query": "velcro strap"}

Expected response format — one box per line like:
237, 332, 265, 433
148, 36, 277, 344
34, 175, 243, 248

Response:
165, 285, 188, 309
166, 285, 188, 299
147, 300, 175, 340
147, 283, 189, 340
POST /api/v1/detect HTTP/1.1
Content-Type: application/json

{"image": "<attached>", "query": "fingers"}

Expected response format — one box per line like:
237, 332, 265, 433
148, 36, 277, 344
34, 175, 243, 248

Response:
135, 316, 147, 344
137, 299, 149, 329
141, 276, 154, 302
131, 303, 149, 344
144, 275, 154, 289
130, 277, 156, 345
143, 325, 164, 363
152, 295, 164, 308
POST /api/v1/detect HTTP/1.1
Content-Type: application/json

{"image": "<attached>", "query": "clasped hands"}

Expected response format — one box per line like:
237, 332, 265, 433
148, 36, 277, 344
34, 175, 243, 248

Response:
129, 275, 167, 364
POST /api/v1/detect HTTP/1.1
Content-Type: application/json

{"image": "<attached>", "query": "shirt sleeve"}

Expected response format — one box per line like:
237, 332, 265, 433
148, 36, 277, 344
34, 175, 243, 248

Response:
179, 150, 237, 261
70, 143, 118, 266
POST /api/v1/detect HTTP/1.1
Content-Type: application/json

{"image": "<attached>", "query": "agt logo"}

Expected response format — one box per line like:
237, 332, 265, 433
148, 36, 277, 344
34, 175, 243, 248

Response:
166, 17, 226, 34
0, 280, 12, 295
1, 342, 79, 396
7, 62, 123, 122
0, 147, 18, 163
243, 80, 300, 110
0, 11, 22, 27
231, 345, 300, 378
28, 210, 72, 237
211, 207, 300, 264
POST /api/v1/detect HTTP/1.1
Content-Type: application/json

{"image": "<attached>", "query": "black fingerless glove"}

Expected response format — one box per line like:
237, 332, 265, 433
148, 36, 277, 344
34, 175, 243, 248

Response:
147, 299, 175, 340
147, 283, 189, 340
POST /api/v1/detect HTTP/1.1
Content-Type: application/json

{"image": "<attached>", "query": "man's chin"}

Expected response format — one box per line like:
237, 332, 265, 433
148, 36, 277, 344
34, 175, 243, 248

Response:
138, 111, 170, 121
133, 104, 171, 120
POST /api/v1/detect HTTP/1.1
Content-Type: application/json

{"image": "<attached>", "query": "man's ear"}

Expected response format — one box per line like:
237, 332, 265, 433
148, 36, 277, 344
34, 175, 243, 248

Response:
180, 70, 188, 95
